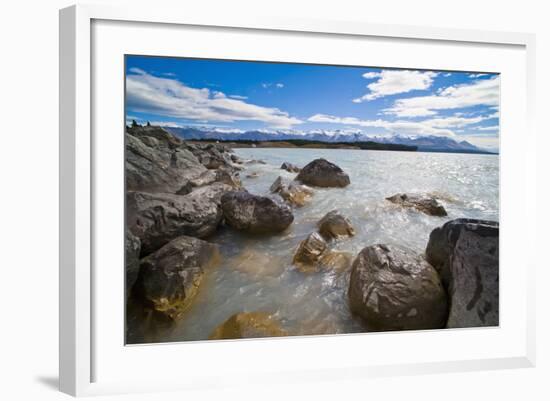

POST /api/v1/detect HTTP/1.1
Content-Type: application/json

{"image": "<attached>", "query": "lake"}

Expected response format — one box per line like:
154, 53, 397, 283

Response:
155, 148, 499, 342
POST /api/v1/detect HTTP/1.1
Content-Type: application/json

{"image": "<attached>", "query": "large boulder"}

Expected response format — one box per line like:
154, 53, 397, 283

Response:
295, 158, 350, 188
126, 131, 206, 194
127, 184, 231, 256
125, 230, 141, 299
134, 236, 219, 320
270, 176, 313, 207
318, 210, 355, 240
426, 219, 499, 328
209, 312, 288, 340
220, 191, 294, 234
386, 193, 447, 216
348, 244, 448, 331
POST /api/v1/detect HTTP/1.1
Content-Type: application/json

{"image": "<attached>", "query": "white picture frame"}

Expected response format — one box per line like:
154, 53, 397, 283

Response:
59, 3, 536, 397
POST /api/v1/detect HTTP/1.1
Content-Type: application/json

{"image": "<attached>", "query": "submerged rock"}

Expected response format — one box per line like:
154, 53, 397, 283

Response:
348, 244, 447, 331
318, 250, 353, 273
229, 248, 285, 279
127, 185, 231, 256
125, 229, 141, 299
281, 162, 301, 173
317, 210, 355, 240
209, 312, 288, 340
386, 193, 447, 216
295, 158, 350, 188
426, 219, 499, 328
270, 176, 313, 207
221, 191, 294, 234
135, 236, 219, 320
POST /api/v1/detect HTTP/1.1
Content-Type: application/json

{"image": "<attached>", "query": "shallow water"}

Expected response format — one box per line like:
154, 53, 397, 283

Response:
158, 148, 499, 342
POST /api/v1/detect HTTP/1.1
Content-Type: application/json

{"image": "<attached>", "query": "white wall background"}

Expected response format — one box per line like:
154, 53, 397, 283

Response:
0, 0, 547, 399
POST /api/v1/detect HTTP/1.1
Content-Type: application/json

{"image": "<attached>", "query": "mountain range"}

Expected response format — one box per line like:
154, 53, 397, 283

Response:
165, 126, 497, 154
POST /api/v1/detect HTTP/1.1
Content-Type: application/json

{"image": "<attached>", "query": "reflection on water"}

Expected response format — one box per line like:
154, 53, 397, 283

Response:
135, 148, 499, 343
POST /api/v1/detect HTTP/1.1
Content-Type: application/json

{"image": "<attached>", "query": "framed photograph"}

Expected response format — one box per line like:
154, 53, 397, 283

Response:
59, 4, 536, 396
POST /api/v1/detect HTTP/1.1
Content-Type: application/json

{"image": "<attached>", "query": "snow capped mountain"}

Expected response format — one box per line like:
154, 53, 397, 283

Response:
165, 126, 496, 154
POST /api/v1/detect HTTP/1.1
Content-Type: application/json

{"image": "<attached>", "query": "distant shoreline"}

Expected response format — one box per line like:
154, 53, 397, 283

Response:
184, 139, 498, 155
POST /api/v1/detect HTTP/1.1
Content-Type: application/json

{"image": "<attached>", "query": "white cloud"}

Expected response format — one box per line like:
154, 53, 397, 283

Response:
307, 112, 496, 138
384, 76, 500, 117
468, 73, 489, 78
262, 82, 284, 89
229, 94, 248, 100
421, 115, 486, 128
362, 72, 381, 79
353, 70, 437, 102
308, 113, 455, 137
474, 125, 499, 131
126, 70, 301, 129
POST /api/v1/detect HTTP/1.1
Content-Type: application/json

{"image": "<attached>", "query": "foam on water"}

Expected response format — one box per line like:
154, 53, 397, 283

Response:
160, 148, 499, 342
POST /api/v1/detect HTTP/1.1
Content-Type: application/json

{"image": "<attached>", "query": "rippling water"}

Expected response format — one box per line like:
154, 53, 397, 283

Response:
160, 148, 499, 342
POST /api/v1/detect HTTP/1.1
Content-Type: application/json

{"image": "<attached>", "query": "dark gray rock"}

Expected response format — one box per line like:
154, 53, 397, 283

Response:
386, 193, 447, 216
349, 244, 448, 331
127, 184, 232, 256
125, 229, 141, 299
426, 219, 499, 328
295, 158, 350, 187
221, 191, 294, 234
135, 236, 219, 320
126, 131, 206, 193
281, 162, 301, 173
318, 210, 355, 240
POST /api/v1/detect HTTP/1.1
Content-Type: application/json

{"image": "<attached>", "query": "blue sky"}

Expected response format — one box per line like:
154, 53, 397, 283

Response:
126, 55, 500, 150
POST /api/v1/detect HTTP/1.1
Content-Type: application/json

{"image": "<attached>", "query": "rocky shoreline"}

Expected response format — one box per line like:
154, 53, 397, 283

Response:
126, 125, 499, 342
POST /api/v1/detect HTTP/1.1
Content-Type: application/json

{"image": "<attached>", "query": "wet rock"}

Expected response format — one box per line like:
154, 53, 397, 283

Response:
135, 236, 219, 320
425, 219, 499, 328
127, 185, 231, 255
245, 172, 260, 179
126, 132, 206, 193
125, 230, 141, 299
386, 193, 447, 216
348, 244, 448, 331
293, 232, 328, 270
281, 162, 301, 173
293, 233, 351, 273
295, 158, 350, 188
318, 210, 355, 240
230, 154, 243, 164
209, 312, 288, 340
269, 176, 284, 193
270, 176, 313, 207
221, 191, 294, 234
